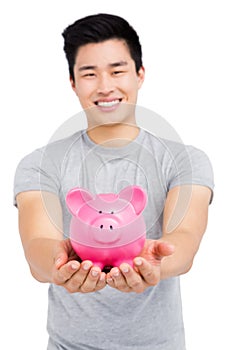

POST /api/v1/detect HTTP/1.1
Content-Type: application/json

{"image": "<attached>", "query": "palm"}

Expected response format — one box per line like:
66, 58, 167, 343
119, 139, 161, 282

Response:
139, 239, 174, 267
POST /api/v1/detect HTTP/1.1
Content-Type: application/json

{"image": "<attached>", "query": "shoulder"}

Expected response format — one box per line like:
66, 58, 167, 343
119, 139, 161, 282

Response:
141, 129, 212, 165
17, 130, 86, 168
141, 129, 214, 190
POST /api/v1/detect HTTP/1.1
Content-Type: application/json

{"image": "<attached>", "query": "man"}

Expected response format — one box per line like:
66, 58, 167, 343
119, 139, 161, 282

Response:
14, 14, 214, 349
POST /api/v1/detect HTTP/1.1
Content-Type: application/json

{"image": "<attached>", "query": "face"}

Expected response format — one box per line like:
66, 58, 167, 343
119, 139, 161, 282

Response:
71, 39, 145, 127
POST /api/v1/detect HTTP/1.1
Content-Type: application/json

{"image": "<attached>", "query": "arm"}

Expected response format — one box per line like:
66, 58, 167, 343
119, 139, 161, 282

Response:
16, 191, 106, 292
160, 184, 211, 279
107, 184, 212, 292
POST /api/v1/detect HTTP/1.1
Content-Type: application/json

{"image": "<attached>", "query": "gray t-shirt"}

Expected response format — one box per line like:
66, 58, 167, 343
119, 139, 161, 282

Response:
14, 128, 214, 350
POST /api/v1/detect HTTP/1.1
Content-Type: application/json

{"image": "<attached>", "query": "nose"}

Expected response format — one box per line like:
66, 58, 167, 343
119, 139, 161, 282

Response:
96, 73, 115, 95
92, 216, 121, 244
93, 216, 119, 230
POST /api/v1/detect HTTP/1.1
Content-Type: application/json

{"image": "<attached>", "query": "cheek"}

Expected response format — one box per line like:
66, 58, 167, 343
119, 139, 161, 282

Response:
75, 80, 96, 99
76, 87, 87, 99
119, 76, 141, 94
122, 83, 139, 104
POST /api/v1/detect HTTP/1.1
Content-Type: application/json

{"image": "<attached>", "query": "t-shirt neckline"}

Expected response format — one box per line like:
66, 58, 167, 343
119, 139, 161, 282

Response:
82, 128, 145, 156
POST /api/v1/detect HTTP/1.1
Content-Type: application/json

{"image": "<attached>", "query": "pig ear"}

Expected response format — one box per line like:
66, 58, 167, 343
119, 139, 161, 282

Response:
66, 188, 93, 216
118, 185, 147, 215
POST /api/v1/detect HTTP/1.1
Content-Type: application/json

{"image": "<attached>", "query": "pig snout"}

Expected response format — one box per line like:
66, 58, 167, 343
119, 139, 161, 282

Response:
92, 216, 119, 230
91, 215, 121, 244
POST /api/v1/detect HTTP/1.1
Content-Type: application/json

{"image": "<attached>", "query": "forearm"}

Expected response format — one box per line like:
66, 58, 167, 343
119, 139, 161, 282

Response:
159, 231, 201, 280
24, 237, 62, 283
159, 185, 211, 280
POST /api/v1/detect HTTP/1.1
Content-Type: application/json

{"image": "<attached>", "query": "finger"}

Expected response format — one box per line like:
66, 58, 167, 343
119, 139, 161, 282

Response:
53, 260, 80, 285
133, 258, 160, 286
63, 260, 93, 293
79, 266, 102, 293
106, 271, 129, 292
74, 260, 93, 286
152, 241, 175, 259
96, 272, 107, 290
106, 273, 114, 286
119, 264, 145, 293
109, 267, 131, 292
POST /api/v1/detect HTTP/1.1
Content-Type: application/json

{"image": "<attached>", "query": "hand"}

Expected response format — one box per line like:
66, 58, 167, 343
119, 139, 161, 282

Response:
106, 239, 174, 294
51, 239, 106, 293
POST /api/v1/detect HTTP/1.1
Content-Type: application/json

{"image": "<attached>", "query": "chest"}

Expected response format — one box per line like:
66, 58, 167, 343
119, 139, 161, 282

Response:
60, 150, 168, 239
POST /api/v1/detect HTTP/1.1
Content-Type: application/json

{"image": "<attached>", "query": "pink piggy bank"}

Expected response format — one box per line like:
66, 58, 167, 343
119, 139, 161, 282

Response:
66, 185, 147, 270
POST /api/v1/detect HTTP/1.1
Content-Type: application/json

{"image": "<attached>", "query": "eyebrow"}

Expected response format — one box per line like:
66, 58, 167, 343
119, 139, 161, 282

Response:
78, 61, 128, 72
109, 61, 128, 68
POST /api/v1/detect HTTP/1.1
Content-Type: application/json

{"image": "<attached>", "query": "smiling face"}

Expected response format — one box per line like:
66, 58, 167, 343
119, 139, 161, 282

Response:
70, 39, 145, 127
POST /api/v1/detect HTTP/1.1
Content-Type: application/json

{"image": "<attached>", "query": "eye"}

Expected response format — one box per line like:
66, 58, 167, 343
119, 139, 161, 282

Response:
99, 210, 102, 214
110, 211, 114, 214
83, 73, 96, 78
100, 225, 103, 229
113, 71, 124, 76
110, 225, 113, 230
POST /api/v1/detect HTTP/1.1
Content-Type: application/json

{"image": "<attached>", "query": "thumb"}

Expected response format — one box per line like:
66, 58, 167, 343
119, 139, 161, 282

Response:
54, 240, 69, 269
151, 241, 175, 259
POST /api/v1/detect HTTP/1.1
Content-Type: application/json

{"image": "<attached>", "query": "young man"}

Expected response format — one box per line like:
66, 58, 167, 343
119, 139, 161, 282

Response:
14, 14, 214, 350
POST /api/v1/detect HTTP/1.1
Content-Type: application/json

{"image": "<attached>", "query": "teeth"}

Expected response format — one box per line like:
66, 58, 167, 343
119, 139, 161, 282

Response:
97, 100, 120, 107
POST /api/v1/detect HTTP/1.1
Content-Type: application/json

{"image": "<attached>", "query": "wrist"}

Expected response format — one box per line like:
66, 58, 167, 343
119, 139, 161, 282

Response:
25, 237, 62, 283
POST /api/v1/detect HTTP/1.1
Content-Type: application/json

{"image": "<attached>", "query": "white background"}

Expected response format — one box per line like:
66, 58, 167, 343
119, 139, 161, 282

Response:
1, 1, 232, 349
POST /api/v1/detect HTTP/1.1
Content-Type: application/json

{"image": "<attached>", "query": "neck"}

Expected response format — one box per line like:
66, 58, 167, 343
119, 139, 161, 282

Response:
87, 123, 140, 147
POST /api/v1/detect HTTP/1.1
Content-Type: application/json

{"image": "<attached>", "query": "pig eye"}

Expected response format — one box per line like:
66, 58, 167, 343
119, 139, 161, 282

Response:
110, 225, 113, 230
99, 210, 102, 214
110, 211, 114, 214
100, 224, 103, 229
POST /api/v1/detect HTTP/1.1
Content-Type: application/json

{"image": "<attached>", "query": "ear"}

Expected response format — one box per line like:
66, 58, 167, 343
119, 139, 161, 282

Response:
70, 76, 79, 96
118, 185, 147, 215
70, 76, 75, 88
137, 66, 145, 90
66, 187, 93, 216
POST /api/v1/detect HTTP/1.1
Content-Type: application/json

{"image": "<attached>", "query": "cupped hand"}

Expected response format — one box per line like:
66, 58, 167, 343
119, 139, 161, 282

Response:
51, 239, 106, 293
106, 239, 174, 294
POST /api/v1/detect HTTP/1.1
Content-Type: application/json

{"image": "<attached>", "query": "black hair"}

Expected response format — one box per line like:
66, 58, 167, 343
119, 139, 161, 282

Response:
62, 13, 143, 81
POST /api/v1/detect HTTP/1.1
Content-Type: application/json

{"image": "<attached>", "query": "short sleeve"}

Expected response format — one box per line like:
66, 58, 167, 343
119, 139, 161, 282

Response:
13, 148, 61, 206
166, 144, 214, 203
